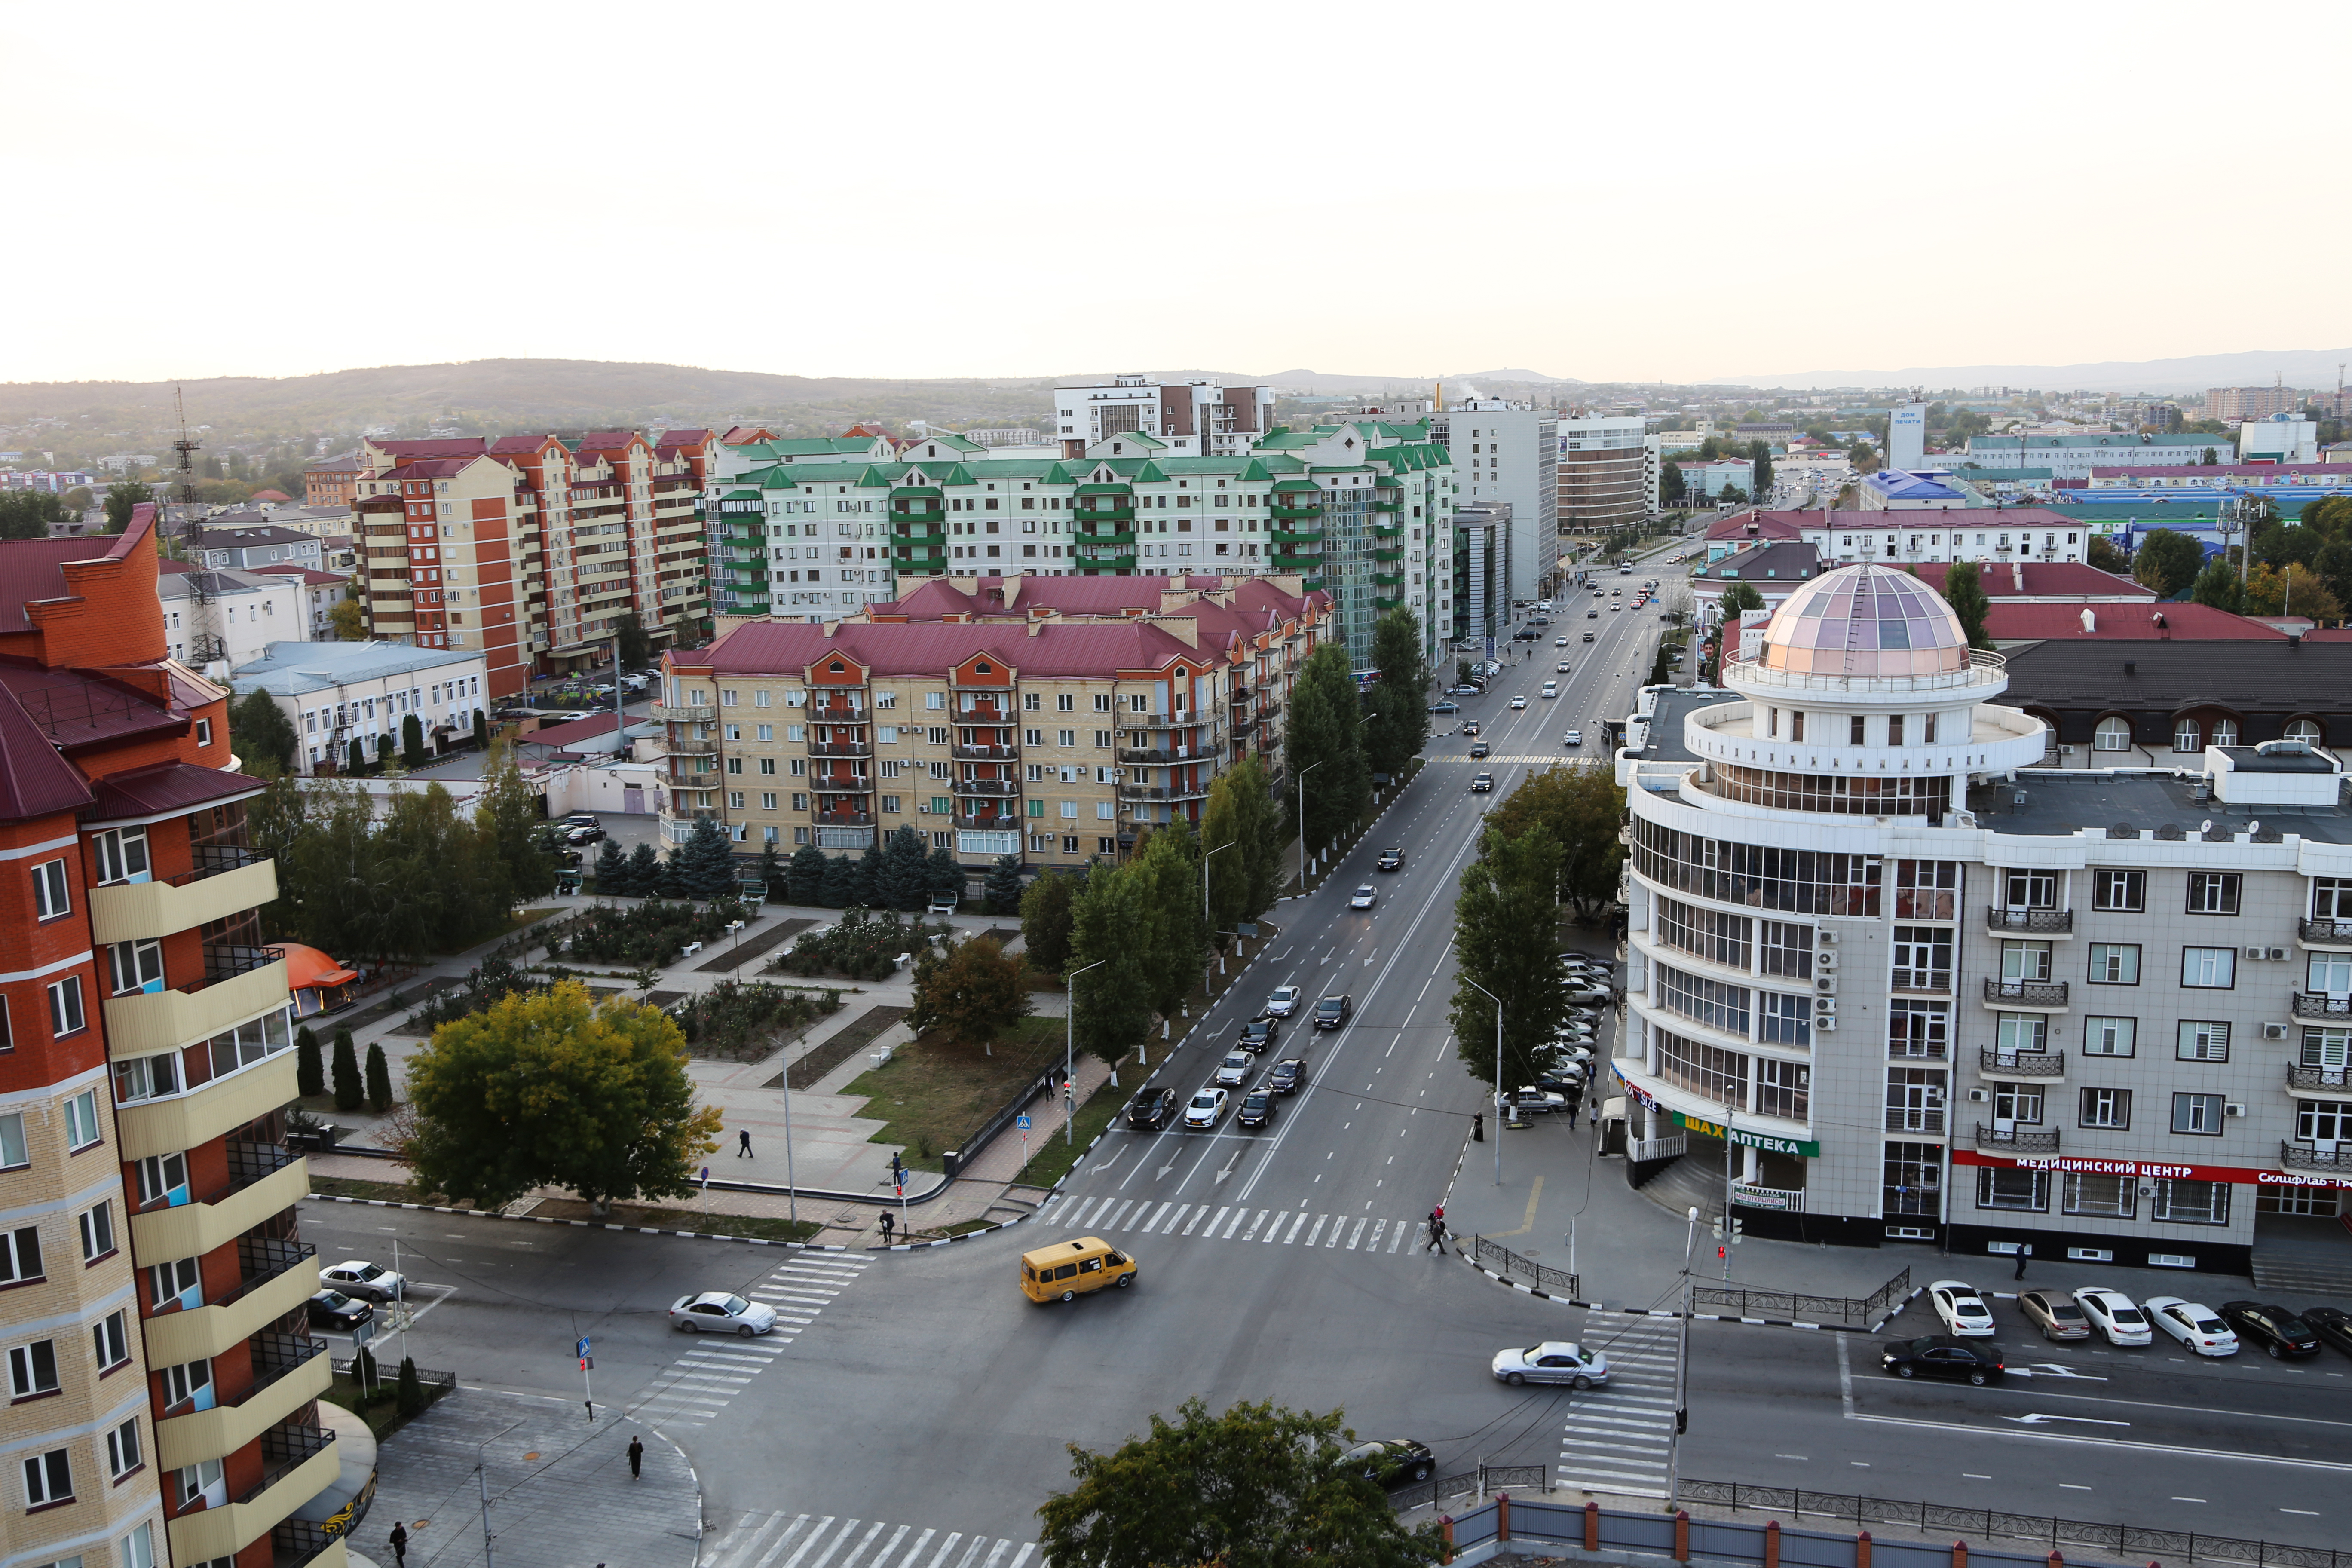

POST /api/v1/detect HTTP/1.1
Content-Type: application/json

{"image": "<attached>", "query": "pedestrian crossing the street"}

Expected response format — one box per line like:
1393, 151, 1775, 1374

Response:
704, 1508, 1035, 1568
629, 1253, 870, 1428
1032, 1191, 1440, 1256
1553, 1311, 1680, 1499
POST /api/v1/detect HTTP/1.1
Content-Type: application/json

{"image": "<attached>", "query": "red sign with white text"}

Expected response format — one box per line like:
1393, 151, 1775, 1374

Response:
1951, 1147, 2352, 1191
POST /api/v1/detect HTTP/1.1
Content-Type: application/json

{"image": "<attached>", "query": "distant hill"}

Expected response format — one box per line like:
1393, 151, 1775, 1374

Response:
1713, 347, 2352, 395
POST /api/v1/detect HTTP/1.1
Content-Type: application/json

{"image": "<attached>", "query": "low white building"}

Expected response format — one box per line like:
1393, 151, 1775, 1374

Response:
230, 638, 490, 775
158, 564, 307, 676
253, 564, 350, 637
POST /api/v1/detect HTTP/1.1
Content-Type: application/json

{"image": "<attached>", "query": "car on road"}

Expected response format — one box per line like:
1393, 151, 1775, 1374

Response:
1454, 683, 1483, 695
1564, 982, 1610, 1004
1879, 1335, 2005, 1385
1268, 1058, 1309, 1095
1469, 741, 1489, 759
1314, 995, 1352, 1030
1126, 1086, 1179, 1129
1470, 772, 1494, 792
1928, 1280, 1996, 1338
1237, 1088, 1278, 1128
1342, 1438, 1438, 1486
1182, 1089, 1228, 1129
1510, 695, 1527, 710
2144, 1297, 2238, 1356
1239, 1016, 1280, 1052
1562, 729, 1583, 746
2073, 1287, 2153, 1346
2217, 1301, 2324, 1358
1611, 603, 1621, 612
306, 1290, 374, 1333
1491, 1340, 1609, 1389
1556, 661, 1571, 674
1587, 609, 1599, 618
1377, 847, 1404, 871
1430, 700, 1459, 714
669, 1290, 778, 1336
1349, 884, 1377, 909
1265, 986, 1301, 1018
2016, 1289, 2091, 1341
1541, 681, 1558, 699
2301, 1304, 2352, 1356
1463, 721, 1481, 737
1555, 636, 1570, 646
1497, 1087, 1566, 1116
1214, 1051, 1253, 1087
1582, 631, 1596, 642
319, 1259, 406, 1303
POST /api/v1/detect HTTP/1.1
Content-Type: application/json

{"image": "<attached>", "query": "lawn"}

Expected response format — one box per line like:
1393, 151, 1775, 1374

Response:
848, 1014, 1068, 1173
1006, 1075, 1124, 1191
528, 1197, 819, 1244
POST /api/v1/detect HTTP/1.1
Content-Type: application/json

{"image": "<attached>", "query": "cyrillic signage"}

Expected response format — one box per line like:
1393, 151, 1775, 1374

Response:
1611, 1066, 1819, 1157
1951, 1148, 2352, 1191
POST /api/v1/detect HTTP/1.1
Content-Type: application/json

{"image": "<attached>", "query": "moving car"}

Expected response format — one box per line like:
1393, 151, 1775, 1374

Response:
1349, 884, 1378, 909
1587, 609, 1599, 619
1377, 847, 1404, 871
1314, 995, 1353, 1030
669, 1291, 779, 1336
1126, 1085, 1179, 1129
1469, 741, 1489, 759
1268, 1058, 1309, 1095
1020, 1237, 1136, 1304
1237, 1088, 1278, 1128
2144, 1297, 2238, 1356
306, 1290, 374, 1333
1455, 683, 1483, 695
2073, 1287, 2153, 1347
1430, 700, 1459, 714
1556, 661, 1571, 674
1463, 721, 1481, 737
1880, 1336, 2005, 1385
1510, 695, 1527, 710
1342, 1438, 1437, 1487
1583, 631, 1596, 642
319, 1259, 406, 1303
2217, 1301, 2324, 1358
2301, 1304, 2352, 1356
1214, 1051, 1253, 1087
1541, 681, 1558, 699
1928, 1280, 1997, 1338
2016, 1289, 2091, 1341
1562, 729, 1583, 746
1497, 1087, 1566, 1116
1238, 1016, 1279, 1052
1470, 772, 1494, 792
1491, 1341, 1610, 1389
1265, 986, 1302, 1017
1182, 1089, 1228, 1129
1555, 636, 1570, 647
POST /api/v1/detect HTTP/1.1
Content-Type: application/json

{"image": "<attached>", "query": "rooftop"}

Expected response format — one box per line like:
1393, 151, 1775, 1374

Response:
2000, 639, 2352, 713
1623, 686, 1743, 766
1971, 770, 2352, 845
230, 639, 483, 695
1760, 561, 1969, 677
1905, 561, 2153, 601
1984, 602, 2288, 644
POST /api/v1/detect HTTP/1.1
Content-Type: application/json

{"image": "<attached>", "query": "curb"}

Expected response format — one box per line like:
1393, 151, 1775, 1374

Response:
303, 1192, 854, 1250
1449, 1248, 1883, 1333
867, 1082, 1128, 1250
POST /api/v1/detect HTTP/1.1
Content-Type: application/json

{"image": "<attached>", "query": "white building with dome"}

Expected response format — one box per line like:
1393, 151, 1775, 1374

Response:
1613, 562, 2352, 1278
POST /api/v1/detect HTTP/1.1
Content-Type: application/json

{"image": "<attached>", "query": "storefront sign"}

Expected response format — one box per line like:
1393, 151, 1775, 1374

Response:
1729, 1182, 1802, 1210
1952, 1148, 2352, 1191
1609, 1066, 1820, 1157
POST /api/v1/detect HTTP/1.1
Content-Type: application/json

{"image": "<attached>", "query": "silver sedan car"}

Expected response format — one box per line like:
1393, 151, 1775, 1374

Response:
669, 1291, 779, 1337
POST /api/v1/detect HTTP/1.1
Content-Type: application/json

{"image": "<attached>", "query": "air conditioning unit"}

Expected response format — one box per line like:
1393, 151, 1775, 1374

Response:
1814, 1016, 1836, 1031
1968, 1088, 1990, 1103
916, 803, 931, 814
2059, 745, 2077, 756
1817, 930, 1837, 945
2225, 1102, 2247, 1118
2264, 1023, 2289, 1040
1815, 976, 1837, 994
2270, 947, 2289, 962
2246, 945, 2267, 960
1816, 950, 1839, 971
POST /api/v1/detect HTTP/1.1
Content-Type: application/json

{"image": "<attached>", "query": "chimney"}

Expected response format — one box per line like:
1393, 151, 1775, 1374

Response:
2080, 607, 2096, 634
2010, 562, 2024, 592
822, 620, 839, 638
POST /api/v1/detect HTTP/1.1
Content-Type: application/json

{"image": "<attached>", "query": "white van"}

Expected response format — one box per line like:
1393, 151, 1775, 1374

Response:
1541, 681, 1558, 699
1537, 598, 1553, 613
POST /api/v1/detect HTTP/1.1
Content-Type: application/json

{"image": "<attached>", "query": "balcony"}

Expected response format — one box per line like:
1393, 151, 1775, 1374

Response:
1118, 782, 1211, 803
2281, 1140, 2351, 1170
811, 810, 875, 827
164, 1411, 340, 1566
1268, 528, 1324, 546
104, 957, 289, 1059
1269, 499, 1322, 522
951, 778, 1019, 797
1123, 712, 1210, 734
1979, 1048, 2066, 1079
953, 812, 1023, 831
155, 1332, 332, 1472
1986, 906, 2073, 934
129, 1157, 309, 1262
953, 743, 1019, 761
809, 741, 873, 759
90, 854, 277, 946
2288, 1063, 2352, 1094
1885, 1108, 1947, 1134
1981, 978, 2068, 1008
2299, 917, 2352, 947
1975, 1124, 2061, 1153
142, 1242, 318, 1366
2293, 992, 2352, 1020
1228, 683, 1252, 705
1118, 747, 1179, 765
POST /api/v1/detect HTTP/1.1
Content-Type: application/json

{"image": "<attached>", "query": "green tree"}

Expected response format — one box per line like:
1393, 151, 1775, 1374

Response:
613, 611, 652, 672
622, 842, 662, 897
818, 852, 858, 907
1485, 762, 1628, 919
674, 817, 740, 901
331, 1026, 364, 1112
1847, 442, 1878, 470
476, 763, 556, 905
1937, 560, 1994, 651
1659, 462, 1687, 506
404, 980, 723, 1214
328, 593, 366, 641
1129, 822, 1204, 1020
753, 841, 783, 901
1019, 869, 1078, 976
1037, 1396, 1442, 1568
395, 1356, 426, 1418
1750, 439, 1775, 495
2243, 562, 2344, 622
472, 707, 490, 753
1066, 866, 1155, 1063
2191, 557, 2245, 613
1363, 606, 1430, 781
878, 825, 930, 911
592, 837, 626, 893
2313, 538, 2352, 618
228, 690, 299, 777
907, 936, 1032, 1054
2251, 523, 2323, 571
1284, 642, 1369, 863
2132, 529, 2205, 598
1719, 580, 1766, 621
400, 713, 426, 768
295, 1025, 325, 1098
854, 842, 887, 906
1449, 824, 1568, 1092
787, 843, 830, 905
104, 481, 154, 533
1200, 755, 1282, 930
0, 491, 69, 539
927, 845, 965, 900
985, 854, 1024, 916
375, 734, 394, 769
2086, 534, 2129, 575
364, 1041, 393, 1113
346, 737, 366, 774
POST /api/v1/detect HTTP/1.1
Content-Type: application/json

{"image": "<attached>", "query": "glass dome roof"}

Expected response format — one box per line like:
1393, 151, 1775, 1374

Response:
1757, 563, 1970, 677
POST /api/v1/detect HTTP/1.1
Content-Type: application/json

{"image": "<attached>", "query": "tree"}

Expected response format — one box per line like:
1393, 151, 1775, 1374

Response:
1847, 442, 1878, 471
2201, 447, 2219, 465
476, 763, 556, 904
0, 491, 69, 540
674, 817, 740, 901
1066, 866, 1156, 1063
1659, 462, 1687, 506
753, 841, 783, 901
295, 1025, 325, 1098
613, 611, 652, 672
927, 845, 965, 900
472, 707, 490, 753
404, 980, 722, 1213
1363, 606, 1430, 781
854, 842, 886, 907
1037, 1396, 1442, 1568
818, 852, 858, 907
1750, 439, 1775, 495
2243, 562, 2345, 623
2313, 538, 2352, 619
2251, 522, 2323, 571
328, 591, 366, 641
592, 837, 626, 893
878, 825, 930, 911
1449, 823, 1569, 1093
400, 713, 426, 769
1019, 869, 1078, 975
1716, 484, 1749, 505
2086, 534, 2129, 575
331, 1026, 364, 1112
229, 690, 298, 778
104, 481, 154, 533
1485, 763, 1627, 918
2190, 557, 2245, 613
622, 842, 662, 897
787, 843, 830, 905
2132, 529, 2205, 598
1937, 559, 1994, 651
907, 936, 1032, 1054
1284, 642, 1369, 862
1129, 821, 1205, 1020
1200, 755, 1283, 929
1717, 579, 1765, 633
375, 734, 393, 768
346, 738, 367, 775
364, 1041, 393, 1113
985, 854, 1025, 916
395, 1355, 426, 1419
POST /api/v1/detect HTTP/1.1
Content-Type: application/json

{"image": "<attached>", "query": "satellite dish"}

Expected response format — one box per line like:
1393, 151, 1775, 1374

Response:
2199, 819, 2212, 834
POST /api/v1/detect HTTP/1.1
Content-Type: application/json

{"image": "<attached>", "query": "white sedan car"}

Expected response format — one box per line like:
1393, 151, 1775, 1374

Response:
1562, 729, 1584, 746
668, 1291, 778, 1337
1349, 885, 1377, 910
1510, 695, 1528, 709
319, 1259, 406, 1303
1491, 1340, 1610, 1389
1183, 1089, 1228, 1129
2145, 1296, 2239, 1356
2074, 1286, 2153, 1347
1264, 986, 1301, 1017
1928, 1280, 1997, 1338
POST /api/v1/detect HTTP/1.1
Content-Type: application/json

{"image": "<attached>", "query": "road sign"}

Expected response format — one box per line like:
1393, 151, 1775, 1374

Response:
576, 1336, 591, 1359
1016, 1115, 1032, 1130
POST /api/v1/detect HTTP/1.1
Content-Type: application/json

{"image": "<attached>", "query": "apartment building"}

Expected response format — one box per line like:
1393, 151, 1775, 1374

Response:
1945, 433, 2235, 476
1432, 401, 1556, 606
2207, 386, 2301, 423
660, 575, 1328, 865
1616, 562, 2352, 1276
188, 528, 323, 576
303, 456, 360, 510
230, 640, 490, 776
1748, 507, 2095, 567
1051, 377, 1275, 459
0, 508, 344, 1568
1555, 417, 1648, 542
159, 567, 309, 674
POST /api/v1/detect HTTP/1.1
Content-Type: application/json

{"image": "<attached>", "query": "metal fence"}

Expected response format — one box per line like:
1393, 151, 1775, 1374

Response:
1387, 1463, 1547, 1515
1693, 1266, 1909, 1326
1468, 1235, 1580, 1298
329, 1354, 457, 1393
1682, 1479, 2350, 1568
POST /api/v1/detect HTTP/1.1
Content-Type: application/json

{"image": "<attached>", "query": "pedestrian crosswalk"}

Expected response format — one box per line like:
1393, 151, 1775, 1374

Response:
704, 1508, 1034, 1568
1033, 1191, 1439, 1256
630, 1253, 870, 1428
1553, 1311, 1680, 1499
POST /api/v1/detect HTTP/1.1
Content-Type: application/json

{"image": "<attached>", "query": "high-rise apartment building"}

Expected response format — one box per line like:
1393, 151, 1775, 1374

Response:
0, 507, 342, 1568
1051, 377, 1275, 459
2206, 386, 2301, 423
1555, 417, 1648, 544
1452, 502, 1511, 649
1433, 401, 1555, 606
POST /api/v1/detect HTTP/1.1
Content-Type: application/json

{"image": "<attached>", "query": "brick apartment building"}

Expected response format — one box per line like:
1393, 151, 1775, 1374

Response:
0, 508, 343, 1568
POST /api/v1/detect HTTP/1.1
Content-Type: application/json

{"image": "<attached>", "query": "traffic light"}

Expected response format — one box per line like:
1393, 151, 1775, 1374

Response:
1729, 1216, 1745, 1245
1675, 1408, 1688, 1435
1710, 1217, 1725, 1241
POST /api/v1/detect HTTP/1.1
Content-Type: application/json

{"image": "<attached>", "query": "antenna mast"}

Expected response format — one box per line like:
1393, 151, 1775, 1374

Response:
170, 385, 222, 667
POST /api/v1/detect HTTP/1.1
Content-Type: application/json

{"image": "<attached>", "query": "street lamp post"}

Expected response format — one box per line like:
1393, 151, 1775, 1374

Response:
1295, 760, 1323, 895
1667, 1205, 1698, 1508
1065, 959, 1108, 1146
1463, 976, 1504, 1186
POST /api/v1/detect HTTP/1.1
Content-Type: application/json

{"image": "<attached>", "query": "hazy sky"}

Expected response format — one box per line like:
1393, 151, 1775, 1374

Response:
9, 0, 2349, 387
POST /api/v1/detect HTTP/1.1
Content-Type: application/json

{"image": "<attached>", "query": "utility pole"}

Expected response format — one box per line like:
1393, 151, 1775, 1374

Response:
1294, 760, 1323, 895
1066, 960, 1108, 1147
1667, 1206, 1697, 1508
1464, 977, 1505, 1186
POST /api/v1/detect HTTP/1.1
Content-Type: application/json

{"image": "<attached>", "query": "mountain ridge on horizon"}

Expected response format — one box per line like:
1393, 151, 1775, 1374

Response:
1711, 346, 2352, 395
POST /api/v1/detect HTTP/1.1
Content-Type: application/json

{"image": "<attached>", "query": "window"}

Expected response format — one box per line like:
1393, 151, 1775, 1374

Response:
106, 1418, 140, 1480
134, 1152, 188, 1207
2151, 1179, 2229, 1225
2185, 872, 2241, 915
23, 1448, 71, 1507
92, 1311, 128, 1371
146, 1257, 198, 1311
2078, 1087, 2132, 1128
193, 718, 211, 747
2171, 1092, 2226, 1135
1886, 999, 1949, 1058
1886, 1067, 1946, 1132
2093, 715, 2131, 752
2308, 951, 2352, 996
2083, 1016, 2136, 1056
169, 1457, 223, 1511
2001, 869, 2057, 910
47, 977, 86, 1038
122, 1521, 157, 1568
0, 1115, 23, 1170
2087, 943, 2140, 984
0, 1226, 38, 1284
1849, 714, 1865, 745
1656, 897, 1750, 968
1057, 694, 1075, 712
9, 1339, 59, 1398
1976, 1167, 2048, 1212
2092, 869, 2145, 911
1653, 963, 1749, 1034
2286, 718, 2324, 745
107, 939, 162, 996
77, 1203, 113, 1262
1993, 1013, 2047, 1054
2173, 718, 2202, 753
1653, 1028, 1746, 1105
92, 826, 150, 886
2177, 1020, 2230, 1061
1991, 1083, 2043, 1126
2302, 1028, 2351, 1069
1890, 927, 1952, 992
158, 1359, 211, 1411
2063, 1172, 2135, 1217
1758, 920, 1812, 979
2314, 878, 2352, 920
1883, 1142, 1942, 1218
2000, 940, 2052, 982
1758, 991, 1810, 1047
2181, 946, 2236, 989
1754, 1057, 1808, 1119
62, 1089, 98, 1150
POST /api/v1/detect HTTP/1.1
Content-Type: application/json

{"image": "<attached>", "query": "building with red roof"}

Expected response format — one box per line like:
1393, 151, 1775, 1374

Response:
1738, 506, 2094, 568
1982, 600, 2289, 649
1905, 560, 2153, 603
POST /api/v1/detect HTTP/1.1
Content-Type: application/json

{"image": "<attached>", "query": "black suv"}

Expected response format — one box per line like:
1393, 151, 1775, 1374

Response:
1237, 1088, 1278, 1128
1880, 1336, 2005, 1385
1126, 1086, 1179, 1130
1238, 1016, 1279, 1053
1342, 1438, 1435, 1487
1314, 995, 1352, 1030
2219, 1301, 2324, 1358
1377, 848, 1403, 871
1268, 1058, 1308, 1095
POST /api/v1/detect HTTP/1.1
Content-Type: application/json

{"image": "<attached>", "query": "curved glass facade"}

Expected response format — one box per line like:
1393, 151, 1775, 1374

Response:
1710, 763, 1949, 817
1632, 818, 1881, 916
1759, 564, 1970, 677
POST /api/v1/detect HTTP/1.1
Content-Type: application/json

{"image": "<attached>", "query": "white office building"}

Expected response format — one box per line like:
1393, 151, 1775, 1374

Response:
1433, 400, 1557, 605
1051, 376, 1276, 459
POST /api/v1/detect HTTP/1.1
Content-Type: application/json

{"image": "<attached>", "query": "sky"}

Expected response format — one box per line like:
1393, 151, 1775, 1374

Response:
8, 0, 2351, 388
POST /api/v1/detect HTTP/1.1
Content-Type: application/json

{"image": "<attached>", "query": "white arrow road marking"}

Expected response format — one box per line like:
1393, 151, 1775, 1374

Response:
2002, 1414, 2130, 1427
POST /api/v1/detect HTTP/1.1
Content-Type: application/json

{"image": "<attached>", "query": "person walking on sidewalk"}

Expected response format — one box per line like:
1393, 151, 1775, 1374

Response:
387, 1522, 409, 1566
738, 1129, 753, 1158
880, 1210, 895, 1245
2013, 1243, 2031, 1280
627, 1436, 644, 1479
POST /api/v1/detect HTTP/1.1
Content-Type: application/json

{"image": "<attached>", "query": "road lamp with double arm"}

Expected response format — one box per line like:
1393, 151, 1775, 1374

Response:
1463, 976, 1504, 1186
1065, 959, 1108, 1145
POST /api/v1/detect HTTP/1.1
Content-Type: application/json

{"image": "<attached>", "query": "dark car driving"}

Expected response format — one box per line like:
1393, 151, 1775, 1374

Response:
1126, 1086, 1179, 1130
1341, 1438, 1435, 1487
1268, 1058, 1308, 1095
1314, 995, 1352, 1030
1238, 1016, 1279, 1053
1237, 1088, 1278, 1128
306, 1290, 375, 1333
1377, 847, 1403, 871
1880, 1335, 2005, 1385
2218, 1301, 2324, 1358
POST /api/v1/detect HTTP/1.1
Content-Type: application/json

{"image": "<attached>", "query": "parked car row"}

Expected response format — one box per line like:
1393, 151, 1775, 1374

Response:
1914, 1277, 2351, 1364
